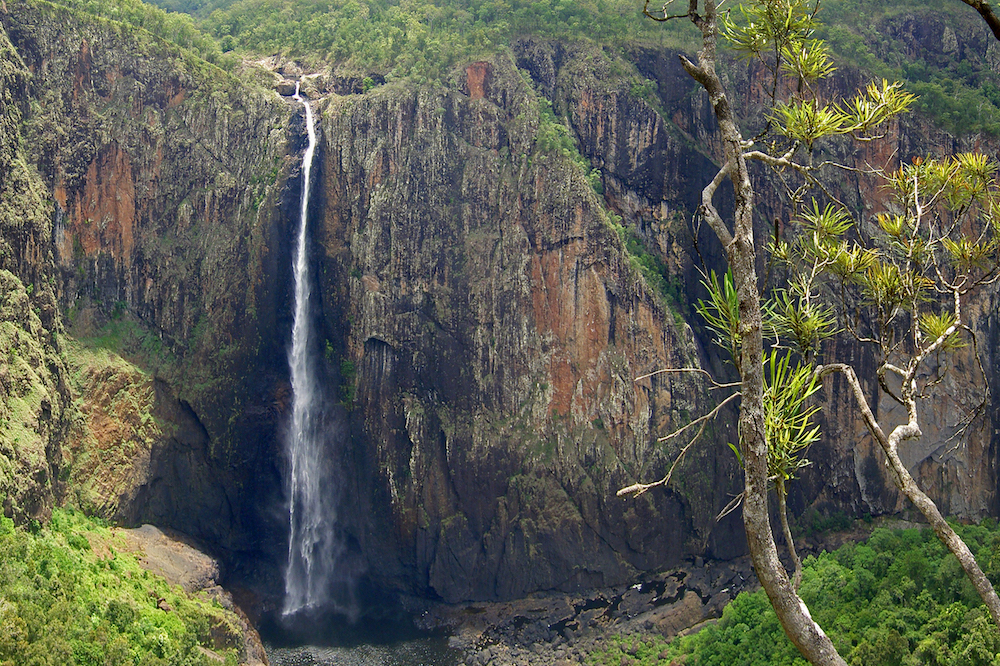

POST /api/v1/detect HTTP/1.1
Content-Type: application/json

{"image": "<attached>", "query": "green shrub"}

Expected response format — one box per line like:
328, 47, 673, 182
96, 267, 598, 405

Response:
0, 507, 235, 665
591, 521, 1000, 666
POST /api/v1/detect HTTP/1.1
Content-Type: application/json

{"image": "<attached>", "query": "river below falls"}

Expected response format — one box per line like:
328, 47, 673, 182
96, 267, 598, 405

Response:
260, 609, 463, 666
264, 639, 462, 666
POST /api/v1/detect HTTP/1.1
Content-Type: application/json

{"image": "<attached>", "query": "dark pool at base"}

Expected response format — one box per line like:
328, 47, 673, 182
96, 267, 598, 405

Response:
265, 639, 462, 666
260, 605, 463, 666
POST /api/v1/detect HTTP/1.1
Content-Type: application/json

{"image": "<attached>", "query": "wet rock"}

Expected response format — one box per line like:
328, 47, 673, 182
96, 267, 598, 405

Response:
421, 558, 756, 666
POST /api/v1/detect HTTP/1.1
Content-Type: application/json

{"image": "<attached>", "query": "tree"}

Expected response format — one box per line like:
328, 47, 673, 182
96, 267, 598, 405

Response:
621, 1, 866, 663
617, 0, 1000, 662
778, 153, 1000, 627
682, 269, 823, 592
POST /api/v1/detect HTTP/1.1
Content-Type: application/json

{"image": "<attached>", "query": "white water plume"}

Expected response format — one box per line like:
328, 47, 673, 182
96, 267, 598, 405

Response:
283, 82, 343, 617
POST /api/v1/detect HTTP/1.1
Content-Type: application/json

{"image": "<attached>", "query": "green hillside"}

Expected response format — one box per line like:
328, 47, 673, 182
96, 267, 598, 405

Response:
55, 0, 997, 134
592, 521, 1000, 666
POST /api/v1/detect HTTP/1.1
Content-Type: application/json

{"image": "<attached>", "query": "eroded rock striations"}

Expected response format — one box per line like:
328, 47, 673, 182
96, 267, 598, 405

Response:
0, 9, 69, 524
313, 54, 728, 602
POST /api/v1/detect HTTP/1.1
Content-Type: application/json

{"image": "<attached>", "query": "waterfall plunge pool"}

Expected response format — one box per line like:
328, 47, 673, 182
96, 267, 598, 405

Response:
261, 608, 463, 666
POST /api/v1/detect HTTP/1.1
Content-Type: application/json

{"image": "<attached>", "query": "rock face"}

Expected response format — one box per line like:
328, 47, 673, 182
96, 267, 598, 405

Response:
611, 13, 1000, 523
2, 0, 999, 610
0, 13, 69, 524
314, 54, 737, 603
2, 0, 295, 559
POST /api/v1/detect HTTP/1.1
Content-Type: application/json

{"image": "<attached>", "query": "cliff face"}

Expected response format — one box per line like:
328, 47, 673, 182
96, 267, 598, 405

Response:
2, 0, 999, 607
0, 16, 68, 523
612, 14, 1000, 523
310, 55, 744, 602
1, 0, 295, 557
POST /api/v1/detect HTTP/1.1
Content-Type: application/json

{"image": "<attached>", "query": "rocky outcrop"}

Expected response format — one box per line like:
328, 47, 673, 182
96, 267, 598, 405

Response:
119, 524, 269, 665
420, 557, 756, 666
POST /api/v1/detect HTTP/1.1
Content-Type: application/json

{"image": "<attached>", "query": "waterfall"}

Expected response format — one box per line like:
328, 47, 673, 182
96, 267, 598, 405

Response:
283, 82, 338, 616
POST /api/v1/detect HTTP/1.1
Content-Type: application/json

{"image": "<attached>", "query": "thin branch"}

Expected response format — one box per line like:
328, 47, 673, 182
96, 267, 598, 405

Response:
657, 391, 742, 443
618, 391, 741, 497
716, 491, 745, 520
943, 323, 990, 445
815, 362, 891, 446
642, 0, 693, 21
908, 290, 961, 386
635, 367, 741, 390
877, 364, 905, 406
744, 148, 807, 171
699, 160, 736, 248
812, 160, 869, 174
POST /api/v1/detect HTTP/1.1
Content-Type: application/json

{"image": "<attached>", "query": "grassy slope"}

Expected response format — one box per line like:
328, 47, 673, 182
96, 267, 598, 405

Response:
0, 508, 244, 666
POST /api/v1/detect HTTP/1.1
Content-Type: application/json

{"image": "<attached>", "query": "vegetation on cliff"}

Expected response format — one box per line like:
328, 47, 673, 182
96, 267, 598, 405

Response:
26, 0, 229, 65
197, 0, 667, 78
0, 507, 242, 666
0, 21, 67, 526
590, 521, 1000, 666
58, 0, 988, 142
60, 339, 161, 519
816, 1, 1000, 135
0, 270, 65, 524
128, 0, 1000, 135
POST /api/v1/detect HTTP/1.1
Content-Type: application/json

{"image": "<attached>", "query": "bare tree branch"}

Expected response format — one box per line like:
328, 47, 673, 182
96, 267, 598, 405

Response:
635, 367, 741, 389
958, 0, 1000, 41
657, 391, 741, 443
618, 392, 741, 497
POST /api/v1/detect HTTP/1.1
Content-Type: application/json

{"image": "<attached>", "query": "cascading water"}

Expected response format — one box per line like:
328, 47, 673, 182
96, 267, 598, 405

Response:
283, 82, 340, 617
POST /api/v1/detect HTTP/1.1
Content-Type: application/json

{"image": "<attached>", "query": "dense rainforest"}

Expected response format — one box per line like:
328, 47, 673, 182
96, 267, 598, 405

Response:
3, 0, 1000, 663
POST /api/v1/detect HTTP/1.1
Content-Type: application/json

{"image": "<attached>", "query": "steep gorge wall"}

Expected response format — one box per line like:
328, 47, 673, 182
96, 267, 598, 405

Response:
1, 0, 296, 560
0, 14, 70, 523
564, 14, 1000, 523
2, 0, 999, 608
309, 56, 741, 602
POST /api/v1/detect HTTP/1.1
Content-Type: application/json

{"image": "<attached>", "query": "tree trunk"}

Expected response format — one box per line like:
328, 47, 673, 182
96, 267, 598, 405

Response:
679, 3, 847, 663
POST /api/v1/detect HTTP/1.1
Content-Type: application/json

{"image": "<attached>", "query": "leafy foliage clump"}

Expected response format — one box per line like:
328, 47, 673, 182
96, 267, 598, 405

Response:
0, 507, 239, 666
35, 0, 228, 66
199, 0, 662, 80
814, 1, 1000, 135
589, 522, 1000, 666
